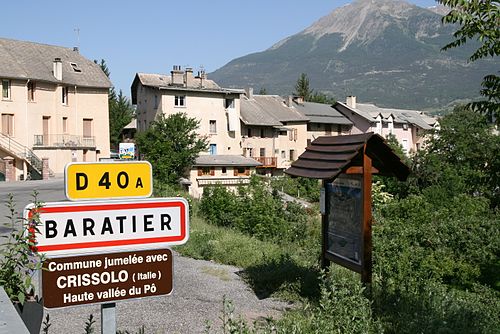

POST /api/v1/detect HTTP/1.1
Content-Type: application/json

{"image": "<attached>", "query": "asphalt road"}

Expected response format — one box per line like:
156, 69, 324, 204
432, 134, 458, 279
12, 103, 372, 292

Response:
0, 179, 290, 333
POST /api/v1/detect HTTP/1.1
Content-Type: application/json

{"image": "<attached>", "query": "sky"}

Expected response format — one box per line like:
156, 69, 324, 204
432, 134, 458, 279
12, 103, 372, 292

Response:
2, 0, 439, 97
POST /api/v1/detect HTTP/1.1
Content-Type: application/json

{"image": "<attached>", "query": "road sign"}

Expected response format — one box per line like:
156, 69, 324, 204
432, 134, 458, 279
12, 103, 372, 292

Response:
24, 197, 189, 257
42, 249, 173, 308
65, 161, 152, 201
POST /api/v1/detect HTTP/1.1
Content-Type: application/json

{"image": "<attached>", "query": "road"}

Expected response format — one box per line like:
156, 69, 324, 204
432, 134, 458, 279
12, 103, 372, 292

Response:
0, 179, 289, 333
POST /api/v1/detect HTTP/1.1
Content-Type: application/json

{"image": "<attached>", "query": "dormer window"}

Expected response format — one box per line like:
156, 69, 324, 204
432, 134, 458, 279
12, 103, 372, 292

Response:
70, 62, 82, 72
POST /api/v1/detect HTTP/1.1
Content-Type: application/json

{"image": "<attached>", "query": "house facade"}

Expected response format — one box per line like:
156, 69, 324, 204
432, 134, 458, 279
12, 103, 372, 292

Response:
131, 67, 243, 157
240, 90, 309, 174
334, 96, 437, 154
0, 38, 111, 180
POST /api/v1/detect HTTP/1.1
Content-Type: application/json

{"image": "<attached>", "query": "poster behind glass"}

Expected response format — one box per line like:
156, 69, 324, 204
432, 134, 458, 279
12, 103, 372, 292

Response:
326, 174, 363, 266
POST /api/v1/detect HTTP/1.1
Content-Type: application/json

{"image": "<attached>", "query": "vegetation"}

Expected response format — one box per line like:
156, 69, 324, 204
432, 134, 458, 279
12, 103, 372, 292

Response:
270, 175, 320, 202
183, 105, 500, 333
135, 113, 208, 186
0, 193, 44, 304
95, 59, 135, 149
438, 0, 500, 123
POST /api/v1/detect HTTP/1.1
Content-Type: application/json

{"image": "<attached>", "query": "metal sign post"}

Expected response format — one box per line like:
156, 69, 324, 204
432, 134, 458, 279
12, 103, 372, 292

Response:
101, 303, 116, 334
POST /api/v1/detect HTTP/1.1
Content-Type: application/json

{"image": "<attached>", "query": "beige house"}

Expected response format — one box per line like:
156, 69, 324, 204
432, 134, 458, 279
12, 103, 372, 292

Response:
131, 67, 243, 156
187, 155, 261, 198
240, 90, 309, 175
334, 96, 437, 154
0, 38, 111, 180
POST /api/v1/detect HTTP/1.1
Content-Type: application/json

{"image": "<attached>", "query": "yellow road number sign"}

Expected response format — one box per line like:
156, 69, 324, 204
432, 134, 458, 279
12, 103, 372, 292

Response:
65, 161, 153, 201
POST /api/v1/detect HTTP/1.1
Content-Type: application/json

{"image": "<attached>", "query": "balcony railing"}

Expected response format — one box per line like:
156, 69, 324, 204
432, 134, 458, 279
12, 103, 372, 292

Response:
197, 177, 251, 186
254, 156, 277, 168
33, 134, 96, 148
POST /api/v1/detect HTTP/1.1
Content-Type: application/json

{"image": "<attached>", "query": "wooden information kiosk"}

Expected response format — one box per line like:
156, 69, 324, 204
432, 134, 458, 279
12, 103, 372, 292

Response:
286, 133, 410, 284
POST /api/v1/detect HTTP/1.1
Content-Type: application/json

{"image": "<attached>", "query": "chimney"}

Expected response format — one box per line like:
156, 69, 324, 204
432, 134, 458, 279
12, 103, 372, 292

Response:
196, 70, 207, 88
53, 58, 62, 81
171, 65, 184, 86
185, 67, 194, 87
294, 96, 304, 104
73, 47, 79, 52
285, 95, 294, 107
245, 87, 253, 99
346, 96, 357, 109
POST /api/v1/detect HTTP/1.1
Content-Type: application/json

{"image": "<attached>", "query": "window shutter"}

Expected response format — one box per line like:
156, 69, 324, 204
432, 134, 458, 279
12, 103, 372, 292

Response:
198, 168, 202, 176
234, 168, 238, 176
245, 168, 250, 176
294, 129, 298, 141
210, 167, 215, 176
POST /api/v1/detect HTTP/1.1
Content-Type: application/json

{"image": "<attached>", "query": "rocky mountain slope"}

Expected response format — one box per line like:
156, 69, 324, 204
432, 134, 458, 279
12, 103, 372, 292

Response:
210, 0, 499, 110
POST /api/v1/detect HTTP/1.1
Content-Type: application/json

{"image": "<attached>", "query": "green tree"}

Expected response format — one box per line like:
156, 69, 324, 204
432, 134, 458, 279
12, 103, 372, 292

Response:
135, 113, 208, 186
294, 73, 313, 101
108, 90, 134, 149
413, 106, 500, 206
437, 0, 500, 122
95, 59, 134, 149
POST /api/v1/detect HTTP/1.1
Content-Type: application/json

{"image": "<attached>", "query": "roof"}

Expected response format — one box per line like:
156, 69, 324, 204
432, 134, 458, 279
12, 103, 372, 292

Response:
131, 72, 242, 104
0, 38, 111, 88
335, 101, 436, 130
285, 133, 410, 181
194, 155, 262, 167
293, 101, 352, 125
240, 95, 309, 126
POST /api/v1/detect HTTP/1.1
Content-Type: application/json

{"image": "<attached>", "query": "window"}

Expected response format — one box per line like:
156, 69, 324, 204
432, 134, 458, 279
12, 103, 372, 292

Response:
28, 81, 36, 102
83, 119, 92, 138
289, 129, 297, 141
247, 128, 252, 137
2, 80, 11, 100
70, 62, 82, 72
221, 167, 227, 174
62, 117, 68, 133
402, 139, 409, 154
225, 98, 234, 109
234, 167, 250, 176
281, 150, 286, 159
62, 86, 69, 105
198, 167, 214, 176
260, 148, 266, 157
209, 144, 217, 155
174, 95, 185, 107
248, 148, 253, 157
290, 149, 295, 161
209, 120, 217, 134
1, 114, 14, 136
260, 128, 265, 138
279, 130, 287, 136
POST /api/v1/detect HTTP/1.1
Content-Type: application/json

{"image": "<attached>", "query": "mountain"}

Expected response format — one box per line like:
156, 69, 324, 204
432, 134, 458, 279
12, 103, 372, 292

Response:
210, 0, 499, 110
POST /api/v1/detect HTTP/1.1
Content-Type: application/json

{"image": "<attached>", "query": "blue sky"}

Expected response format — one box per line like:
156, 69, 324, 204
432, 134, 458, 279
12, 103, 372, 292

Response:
2, 0, 440, 96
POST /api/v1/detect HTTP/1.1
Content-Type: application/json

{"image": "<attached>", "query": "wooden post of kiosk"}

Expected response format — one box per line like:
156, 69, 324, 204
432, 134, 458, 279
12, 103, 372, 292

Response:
361, 145, 372, 285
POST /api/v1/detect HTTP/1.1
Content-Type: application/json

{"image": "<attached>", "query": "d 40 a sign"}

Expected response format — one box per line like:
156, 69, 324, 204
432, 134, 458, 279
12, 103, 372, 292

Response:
65, 161, 152, 201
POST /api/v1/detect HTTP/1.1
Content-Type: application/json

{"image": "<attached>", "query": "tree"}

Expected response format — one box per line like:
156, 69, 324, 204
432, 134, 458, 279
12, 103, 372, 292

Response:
95, 59, 134, 149
413, 106, 500, 207
437, 0, 500, 123
135, 113, 208, 186
109, 90, 134, 149
294, 73, 313, 101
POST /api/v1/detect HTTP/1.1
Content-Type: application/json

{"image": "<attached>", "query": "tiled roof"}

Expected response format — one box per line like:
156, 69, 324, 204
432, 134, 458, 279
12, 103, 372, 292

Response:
285, 133, 410, 180
240, 95, 309, 126
194, 155, 262, 167
0, 38, 111, 88
135, 72, 221, 90
335, 101, 437, 130
293, 101, 352, 125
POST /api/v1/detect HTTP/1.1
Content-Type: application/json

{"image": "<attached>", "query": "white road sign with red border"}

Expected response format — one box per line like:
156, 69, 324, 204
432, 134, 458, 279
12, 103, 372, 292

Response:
24, 197, 189, 257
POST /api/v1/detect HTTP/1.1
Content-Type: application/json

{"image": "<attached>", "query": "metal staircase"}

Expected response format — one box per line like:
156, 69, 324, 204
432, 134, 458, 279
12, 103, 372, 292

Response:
0, 132, 43, 179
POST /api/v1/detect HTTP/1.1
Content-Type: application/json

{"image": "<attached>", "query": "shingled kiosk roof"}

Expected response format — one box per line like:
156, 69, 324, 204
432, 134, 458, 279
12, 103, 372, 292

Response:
285, 133, 410, 181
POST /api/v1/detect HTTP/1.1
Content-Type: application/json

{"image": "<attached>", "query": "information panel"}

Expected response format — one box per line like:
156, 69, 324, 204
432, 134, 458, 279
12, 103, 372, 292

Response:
42, 249, 172, 309
326, 174, 364, 268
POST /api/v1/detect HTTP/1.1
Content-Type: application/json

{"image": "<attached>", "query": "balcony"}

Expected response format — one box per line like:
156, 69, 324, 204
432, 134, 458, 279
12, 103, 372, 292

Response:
254, 157, 277, 168
33, 134, 96, 149
197, 177, 251, 186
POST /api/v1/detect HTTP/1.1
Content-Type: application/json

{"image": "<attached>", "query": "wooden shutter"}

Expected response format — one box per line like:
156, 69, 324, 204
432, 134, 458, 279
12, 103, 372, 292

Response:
210, 167, 215, 176
198, 168, 202, 176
